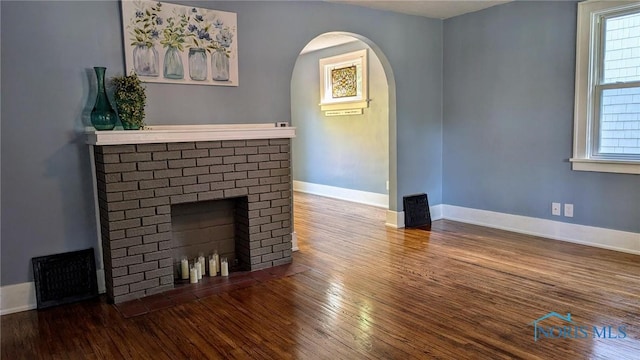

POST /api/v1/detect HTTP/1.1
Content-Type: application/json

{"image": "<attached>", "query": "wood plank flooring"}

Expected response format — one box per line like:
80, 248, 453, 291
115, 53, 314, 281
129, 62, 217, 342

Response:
2, 192, 639, 359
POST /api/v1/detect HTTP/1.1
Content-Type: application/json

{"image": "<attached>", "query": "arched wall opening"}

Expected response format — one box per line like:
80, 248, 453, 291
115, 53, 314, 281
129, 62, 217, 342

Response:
290, 32, 397, 213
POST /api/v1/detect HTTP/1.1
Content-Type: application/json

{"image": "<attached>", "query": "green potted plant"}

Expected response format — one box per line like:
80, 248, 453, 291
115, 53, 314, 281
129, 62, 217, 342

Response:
111, 73, 146, 130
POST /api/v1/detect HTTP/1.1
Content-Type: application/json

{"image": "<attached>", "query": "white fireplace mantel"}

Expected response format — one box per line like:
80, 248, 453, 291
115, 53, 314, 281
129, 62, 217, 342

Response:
85, 124, 296, 145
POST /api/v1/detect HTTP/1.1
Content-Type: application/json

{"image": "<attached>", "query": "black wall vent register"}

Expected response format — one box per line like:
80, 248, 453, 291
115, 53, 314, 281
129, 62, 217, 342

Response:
32, 248, 98, 309
403, 193, 432, 229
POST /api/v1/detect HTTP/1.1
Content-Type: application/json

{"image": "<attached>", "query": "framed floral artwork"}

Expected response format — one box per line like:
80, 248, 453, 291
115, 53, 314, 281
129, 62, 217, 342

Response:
121, 0, 238, 86
319, 49, 368, 111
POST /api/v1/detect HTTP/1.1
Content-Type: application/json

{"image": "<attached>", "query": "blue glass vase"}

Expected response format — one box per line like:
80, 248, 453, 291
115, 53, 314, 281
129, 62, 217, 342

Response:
188, 48, 207, 81
90, 67, 117, 131
163, 46, 184, 79
133, 44, 159, 77
212, 49, 229, 81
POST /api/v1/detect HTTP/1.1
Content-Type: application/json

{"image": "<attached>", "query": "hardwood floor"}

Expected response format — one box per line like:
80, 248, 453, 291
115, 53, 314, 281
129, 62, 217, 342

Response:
2, 192, 639, 359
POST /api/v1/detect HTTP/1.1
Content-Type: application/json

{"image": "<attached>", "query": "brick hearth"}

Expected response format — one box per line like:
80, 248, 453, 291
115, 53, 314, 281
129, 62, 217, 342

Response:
93, 138, 292, 303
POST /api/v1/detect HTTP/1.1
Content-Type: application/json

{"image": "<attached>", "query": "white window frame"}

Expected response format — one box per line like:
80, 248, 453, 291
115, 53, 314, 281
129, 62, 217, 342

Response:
571, 0, 640, 174
319, 49, 369, 111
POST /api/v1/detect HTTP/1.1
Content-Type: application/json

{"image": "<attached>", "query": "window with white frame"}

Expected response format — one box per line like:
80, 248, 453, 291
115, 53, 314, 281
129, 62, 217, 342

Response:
319, 49, 368, 112
572, 1, 640, 174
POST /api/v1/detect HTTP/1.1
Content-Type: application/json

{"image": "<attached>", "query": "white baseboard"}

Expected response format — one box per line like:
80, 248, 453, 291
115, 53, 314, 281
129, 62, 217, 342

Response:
431, 205, 443, 222
0, 282, 37, 315
442, 205, 640, 255
293, 180, 388, 208
385, 210, 405, 228
385, 205, 443, 228
291, 231, 299, 252
1, 269, 107, 316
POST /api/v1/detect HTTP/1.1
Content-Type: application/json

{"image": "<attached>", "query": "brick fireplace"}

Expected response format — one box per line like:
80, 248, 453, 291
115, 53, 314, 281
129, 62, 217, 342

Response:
87, 125, 295, 303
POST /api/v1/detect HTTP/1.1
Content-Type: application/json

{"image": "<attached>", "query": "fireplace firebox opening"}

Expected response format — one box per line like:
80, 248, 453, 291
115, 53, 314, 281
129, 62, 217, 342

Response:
170, 197, 250, 279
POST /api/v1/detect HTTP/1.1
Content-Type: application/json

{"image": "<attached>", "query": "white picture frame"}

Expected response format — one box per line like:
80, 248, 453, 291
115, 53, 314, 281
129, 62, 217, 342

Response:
319, 49, 368, 111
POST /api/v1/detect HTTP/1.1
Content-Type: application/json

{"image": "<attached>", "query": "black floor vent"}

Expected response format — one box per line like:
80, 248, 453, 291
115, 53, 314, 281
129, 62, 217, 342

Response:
32, 248, 98, 309
403, 193, 432, 229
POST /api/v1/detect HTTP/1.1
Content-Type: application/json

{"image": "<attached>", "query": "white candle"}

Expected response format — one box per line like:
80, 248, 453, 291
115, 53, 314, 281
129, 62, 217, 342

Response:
221, 258, 229, 277
214, 252, 220, 273
209, 257, 217, 277
189, 266, 197, 284
181, 258, 189, 280
196, 261, 202, 280
198, 254, 206, 274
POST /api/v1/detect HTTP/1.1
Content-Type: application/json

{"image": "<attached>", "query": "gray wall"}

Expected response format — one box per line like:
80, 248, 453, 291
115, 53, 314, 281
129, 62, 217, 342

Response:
443, 1, 640, 233
291, 41, 389, 194
1, 1, 442, 286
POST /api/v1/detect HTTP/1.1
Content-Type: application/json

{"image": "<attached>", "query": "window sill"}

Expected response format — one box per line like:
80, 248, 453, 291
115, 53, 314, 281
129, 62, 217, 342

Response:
570, 158, 640, 175
320, 100, 369, 111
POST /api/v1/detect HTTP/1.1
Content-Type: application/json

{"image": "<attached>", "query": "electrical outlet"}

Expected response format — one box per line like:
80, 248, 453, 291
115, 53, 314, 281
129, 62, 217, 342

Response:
564, 204, 574, 218
552, 202, 561, 216
386, 180, 389, 191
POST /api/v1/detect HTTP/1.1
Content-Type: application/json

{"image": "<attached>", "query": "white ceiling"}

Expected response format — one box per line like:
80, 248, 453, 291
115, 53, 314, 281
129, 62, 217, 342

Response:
329, 0, 511, 20
300, 33, 360, 55
301, 1, 511, 55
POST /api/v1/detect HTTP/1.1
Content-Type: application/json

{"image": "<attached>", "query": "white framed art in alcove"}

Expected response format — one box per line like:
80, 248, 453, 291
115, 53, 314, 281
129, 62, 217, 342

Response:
319, 49, 369, 111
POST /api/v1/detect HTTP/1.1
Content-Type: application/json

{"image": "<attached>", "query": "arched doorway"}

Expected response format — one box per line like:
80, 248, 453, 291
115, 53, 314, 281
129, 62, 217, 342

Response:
290, 32, 397, 249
